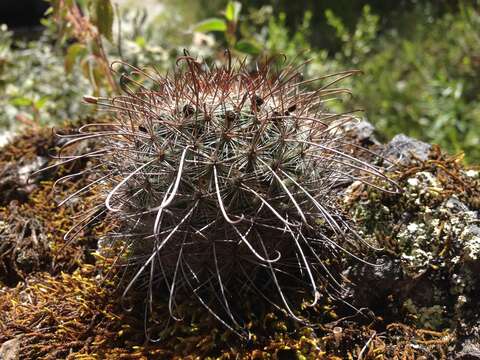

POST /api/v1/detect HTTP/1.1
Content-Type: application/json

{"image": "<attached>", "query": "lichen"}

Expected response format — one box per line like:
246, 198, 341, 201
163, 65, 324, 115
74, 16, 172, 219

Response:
461, 225, 480, 261
346, 145, 480, 338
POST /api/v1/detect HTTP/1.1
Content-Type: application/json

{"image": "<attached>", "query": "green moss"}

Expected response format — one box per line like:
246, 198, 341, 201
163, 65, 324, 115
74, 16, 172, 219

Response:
0, 126, 467, 358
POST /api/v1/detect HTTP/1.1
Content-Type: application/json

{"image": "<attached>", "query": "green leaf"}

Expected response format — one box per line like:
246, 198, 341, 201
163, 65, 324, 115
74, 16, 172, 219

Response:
76, 0, 88, 10
89, 0, 114, 41
134, 36, 146, 48
65, 43, 87, 72
11, 97, 32, 107
192, 18, 227, 33
34, 96, 50, 110
225, 1, 241, 23
44, 6, 54, 16
234, 39, 261, 55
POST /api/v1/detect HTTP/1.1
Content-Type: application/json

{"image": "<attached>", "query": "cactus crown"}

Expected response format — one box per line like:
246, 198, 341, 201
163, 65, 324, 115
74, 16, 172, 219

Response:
63, 53, 396, 336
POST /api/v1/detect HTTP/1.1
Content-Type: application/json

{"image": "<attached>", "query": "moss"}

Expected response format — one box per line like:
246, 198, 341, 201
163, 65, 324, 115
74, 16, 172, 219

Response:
0, 260, 454, 359
0, 127, 472, 359
0, 120, 107, 285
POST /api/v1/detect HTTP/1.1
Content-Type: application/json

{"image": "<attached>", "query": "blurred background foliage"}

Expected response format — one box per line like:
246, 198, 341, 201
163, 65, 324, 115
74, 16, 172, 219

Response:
0, 0, 479, 161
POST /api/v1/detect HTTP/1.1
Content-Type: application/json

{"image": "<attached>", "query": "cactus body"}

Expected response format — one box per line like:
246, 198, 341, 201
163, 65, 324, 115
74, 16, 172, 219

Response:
64, 55, 394, 334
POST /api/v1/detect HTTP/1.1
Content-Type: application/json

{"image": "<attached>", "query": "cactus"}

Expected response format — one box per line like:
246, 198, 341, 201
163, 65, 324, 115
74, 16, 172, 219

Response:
61, 53, 397, 336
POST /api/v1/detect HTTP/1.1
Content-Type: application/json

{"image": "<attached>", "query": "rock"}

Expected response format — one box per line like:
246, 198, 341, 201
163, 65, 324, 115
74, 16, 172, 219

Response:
383, 134, 431, 165
462, 225, 480, 263
344, 120, 379, 144
0, 337, 21, 360
446, 197, 471, 213
17, 155, 48, 185
456, 339, 480, 359
0, 130, 16, 148
0, 155, 48, 206
344, 256, 405, 309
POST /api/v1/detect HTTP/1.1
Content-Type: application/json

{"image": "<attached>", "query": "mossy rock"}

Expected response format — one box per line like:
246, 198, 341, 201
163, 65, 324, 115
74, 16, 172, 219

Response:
1, 123, 479, 359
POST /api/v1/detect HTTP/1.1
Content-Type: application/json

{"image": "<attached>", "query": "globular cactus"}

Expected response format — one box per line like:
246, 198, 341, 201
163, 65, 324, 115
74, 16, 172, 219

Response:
62, 53, 396, 336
